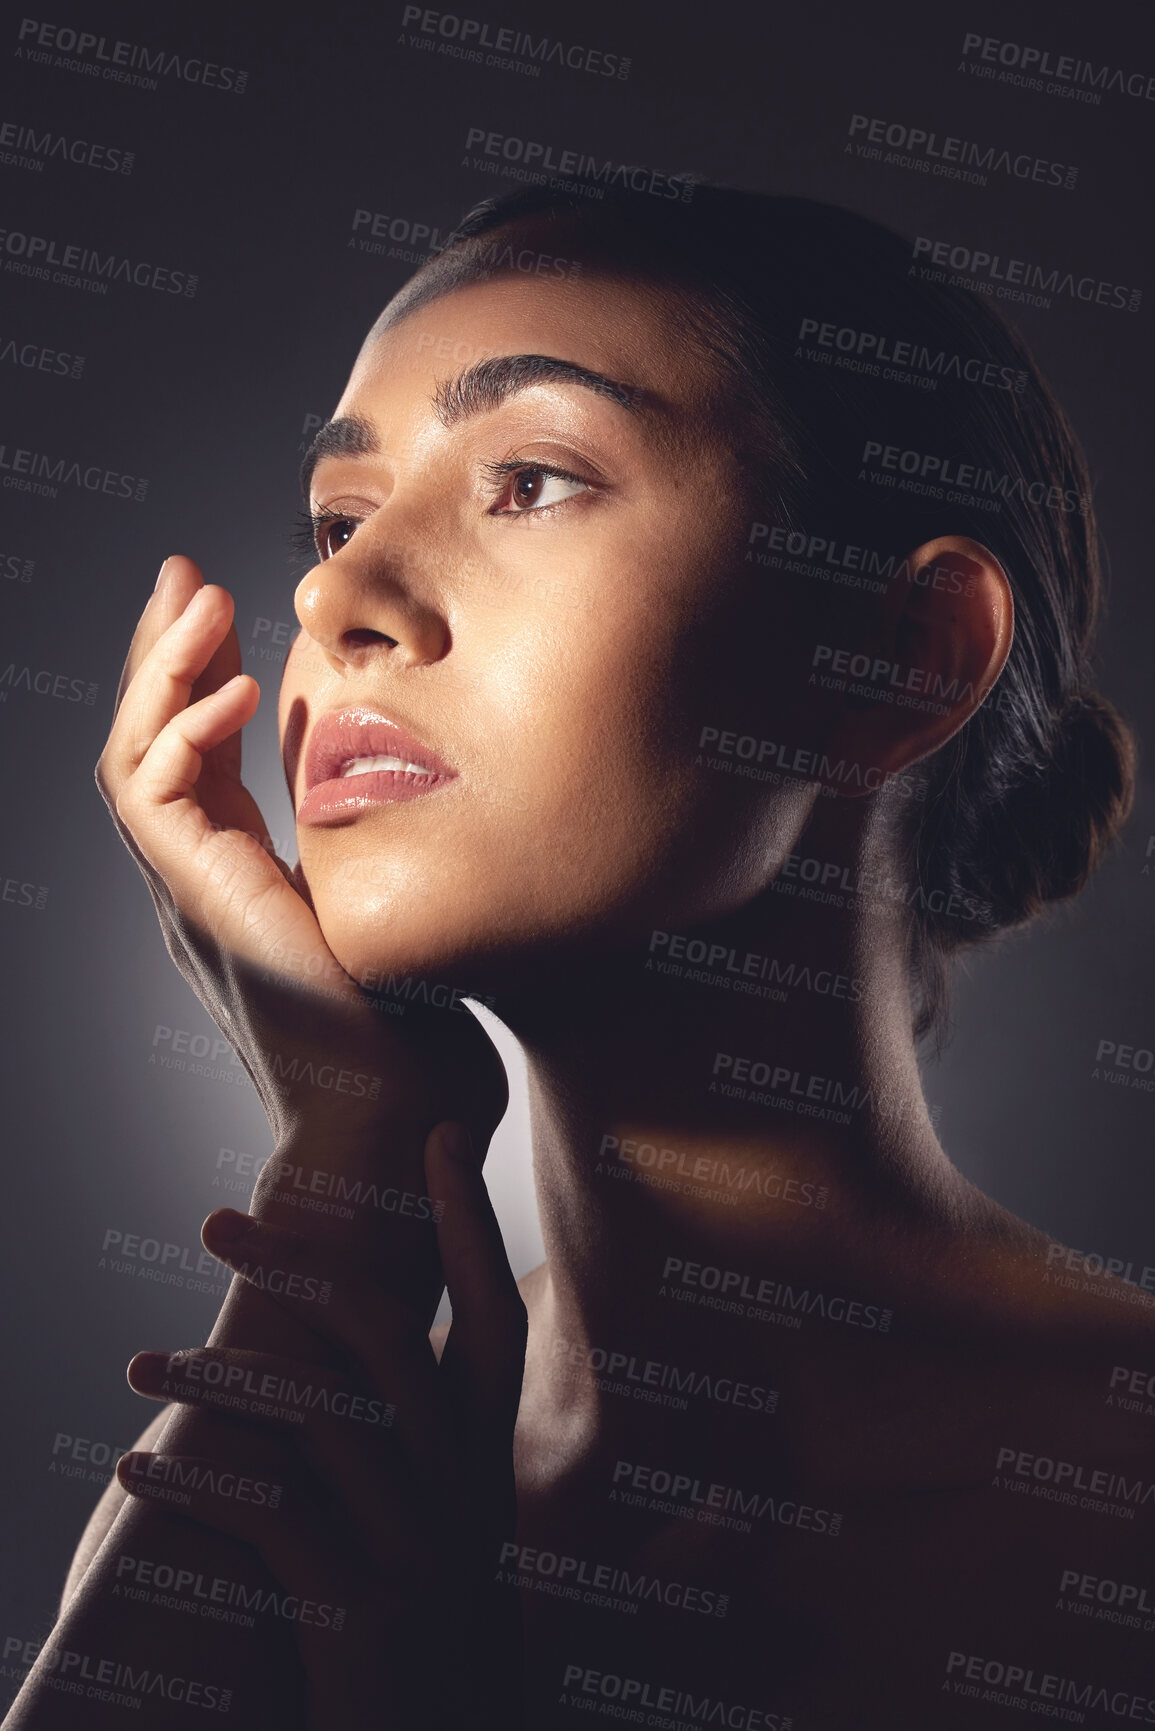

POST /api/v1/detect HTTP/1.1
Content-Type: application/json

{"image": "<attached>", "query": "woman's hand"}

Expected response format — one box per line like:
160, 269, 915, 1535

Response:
93, 553, 506, 1155
118, 1123, 528, 1731
7, 554, 514, 1730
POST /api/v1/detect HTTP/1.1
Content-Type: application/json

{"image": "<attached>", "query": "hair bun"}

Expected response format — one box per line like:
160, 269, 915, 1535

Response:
995, 689, 1135, 918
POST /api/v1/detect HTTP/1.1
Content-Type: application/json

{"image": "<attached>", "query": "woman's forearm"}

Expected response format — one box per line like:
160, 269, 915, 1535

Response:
6, 1113, 447, 1728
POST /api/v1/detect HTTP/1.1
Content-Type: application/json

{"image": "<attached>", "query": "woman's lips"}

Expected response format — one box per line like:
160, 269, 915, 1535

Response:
297, 707, 457, 826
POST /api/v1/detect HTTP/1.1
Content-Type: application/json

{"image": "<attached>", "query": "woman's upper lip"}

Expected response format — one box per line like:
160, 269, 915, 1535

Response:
303, 707, 457, 794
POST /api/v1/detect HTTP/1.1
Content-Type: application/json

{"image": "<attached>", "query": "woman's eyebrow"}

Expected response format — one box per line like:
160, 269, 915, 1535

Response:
299, 414, 378, 500
299, 356, 645, 498
433, 353, 644, 426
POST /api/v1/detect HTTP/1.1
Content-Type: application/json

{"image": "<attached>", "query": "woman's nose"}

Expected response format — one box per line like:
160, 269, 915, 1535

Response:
294, 533, 450, 673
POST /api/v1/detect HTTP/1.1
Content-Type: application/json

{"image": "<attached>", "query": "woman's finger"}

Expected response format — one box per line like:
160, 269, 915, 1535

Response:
117, 671, 369, 996
119, 672, 259, 822
127, 1347, 420, 1566
112, 553, 205, 714
100, 571, 343, 985
116, 1446, 290, 1520
118, 1449, 471, 1730
101, 581, 240, 800
104, 559, 281, 869
115, 1450, 376, 1621
127, 1346, 393, 1433
190, 595, 246, 785
426, 1122, 528, 1436
201, 1211, 463, 1495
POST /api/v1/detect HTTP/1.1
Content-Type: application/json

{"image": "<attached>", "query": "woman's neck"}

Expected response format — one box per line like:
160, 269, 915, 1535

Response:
495, 795, 978, 1357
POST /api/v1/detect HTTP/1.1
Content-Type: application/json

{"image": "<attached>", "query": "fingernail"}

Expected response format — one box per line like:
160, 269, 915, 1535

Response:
127, 1350, 168, 1380
117, 1451, 155, 1482
438, 1122, 474, 1162
204, 1208, 253, 1243
153, 556, 172, 592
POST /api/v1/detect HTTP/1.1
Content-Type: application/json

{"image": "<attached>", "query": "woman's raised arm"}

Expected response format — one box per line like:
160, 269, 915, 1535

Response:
4, 556, 509, 1727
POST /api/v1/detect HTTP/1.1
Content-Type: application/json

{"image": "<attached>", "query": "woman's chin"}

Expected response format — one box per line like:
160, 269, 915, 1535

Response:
313, 901, 503, 1007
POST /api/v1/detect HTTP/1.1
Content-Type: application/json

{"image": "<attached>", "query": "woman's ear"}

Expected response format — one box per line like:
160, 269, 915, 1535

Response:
815, 535, 1014, 794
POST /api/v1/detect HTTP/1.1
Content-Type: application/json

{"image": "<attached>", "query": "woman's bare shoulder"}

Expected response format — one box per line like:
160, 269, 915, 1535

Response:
59, 1402, 173, 1615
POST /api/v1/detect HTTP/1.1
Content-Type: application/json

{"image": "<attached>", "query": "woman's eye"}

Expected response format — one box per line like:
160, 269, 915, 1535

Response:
316, 514, 358, 559
496, 467, 589, 514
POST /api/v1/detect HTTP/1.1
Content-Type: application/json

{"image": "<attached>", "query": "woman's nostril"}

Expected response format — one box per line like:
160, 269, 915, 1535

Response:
344, 628, 399, 650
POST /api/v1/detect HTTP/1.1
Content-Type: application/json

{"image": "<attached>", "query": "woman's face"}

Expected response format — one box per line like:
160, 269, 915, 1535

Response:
278, 265, 819, 989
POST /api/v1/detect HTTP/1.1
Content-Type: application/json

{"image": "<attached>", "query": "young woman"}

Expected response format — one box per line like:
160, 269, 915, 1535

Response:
7, 184, 1148, 1729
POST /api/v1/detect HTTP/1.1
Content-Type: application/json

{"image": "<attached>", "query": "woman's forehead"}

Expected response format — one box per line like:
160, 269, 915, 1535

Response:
350, 270, 716, 405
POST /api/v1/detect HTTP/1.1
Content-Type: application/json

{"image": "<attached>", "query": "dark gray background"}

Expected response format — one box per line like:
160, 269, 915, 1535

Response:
1, 0, 1152, 1665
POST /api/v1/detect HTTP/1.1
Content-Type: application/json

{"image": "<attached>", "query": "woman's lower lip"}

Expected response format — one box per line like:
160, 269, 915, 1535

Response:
296, 770, 454, 826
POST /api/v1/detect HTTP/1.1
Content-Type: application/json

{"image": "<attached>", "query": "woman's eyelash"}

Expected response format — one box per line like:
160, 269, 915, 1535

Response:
482, 458, 590, 494
290, 506, 354, 558
290, 461, 589, 558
